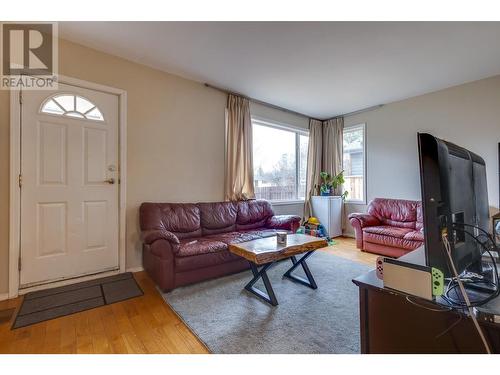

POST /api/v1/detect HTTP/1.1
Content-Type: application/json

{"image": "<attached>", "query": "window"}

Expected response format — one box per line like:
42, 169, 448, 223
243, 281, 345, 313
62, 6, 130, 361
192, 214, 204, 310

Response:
343, 124, 366, 202
41, 94, 104, 122
252, 118, 309, 202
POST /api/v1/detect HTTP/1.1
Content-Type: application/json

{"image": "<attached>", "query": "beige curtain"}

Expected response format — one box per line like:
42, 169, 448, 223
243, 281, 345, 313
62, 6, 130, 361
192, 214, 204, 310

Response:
303, 119, 323, 217
303, 117, 344, 219
323, 117, 345, 228
322, 117, 344, 196
224, 94, 255, 201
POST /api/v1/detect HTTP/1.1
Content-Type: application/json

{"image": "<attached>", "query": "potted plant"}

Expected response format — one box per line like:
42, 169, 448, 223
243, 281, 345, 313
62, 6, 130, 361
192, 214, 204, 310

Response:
318, 171, 348, 199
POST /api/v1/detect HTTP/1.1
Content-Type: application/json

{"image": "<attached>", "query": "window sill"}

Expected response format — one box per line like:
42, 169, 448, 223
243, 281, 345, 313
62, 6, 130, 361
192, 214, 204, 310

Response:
269, 200, 305, 206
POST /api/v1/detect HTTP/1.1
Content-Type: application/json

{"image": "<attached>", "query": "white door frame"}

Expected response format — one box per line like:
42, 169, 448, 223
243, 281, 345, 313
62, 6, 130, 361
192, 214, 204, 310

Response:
9, 75, 127, 298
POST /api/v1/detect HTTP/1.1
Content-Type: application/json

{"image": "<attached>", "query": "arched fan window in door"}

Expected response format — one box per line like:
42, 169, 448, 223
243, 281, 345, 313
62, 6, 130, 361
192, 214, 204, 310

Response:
40, 94, 104, 122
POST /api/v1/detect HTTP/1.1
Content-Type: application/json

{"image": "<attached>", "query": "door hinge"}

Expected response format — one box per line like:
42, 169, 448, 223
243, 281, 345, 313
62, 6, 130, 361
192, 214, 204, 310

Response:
18, 257, 22, 271
19, 91, 23, 104
18, 174, 22, 188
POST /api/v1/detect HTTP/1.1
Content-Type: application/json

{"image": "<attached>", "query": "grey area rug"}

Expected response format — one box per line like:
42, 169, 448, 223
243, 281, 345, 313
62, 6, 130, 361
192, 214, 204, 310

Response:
13, 272, 143, 329
162, 251, 370, 354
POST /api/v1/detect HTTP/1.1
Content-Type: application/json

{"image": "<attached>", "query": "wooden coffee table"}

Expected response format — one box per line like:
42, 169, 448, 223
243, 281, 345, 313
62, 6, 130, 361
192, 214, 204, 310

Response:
229, 234, 327, 306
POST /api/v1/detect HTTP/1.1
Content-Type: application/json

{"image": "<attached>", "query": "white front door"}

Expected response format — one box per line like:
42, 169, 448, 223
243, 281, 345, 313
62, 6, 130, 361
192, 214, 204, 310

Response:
20, 82, 120, 287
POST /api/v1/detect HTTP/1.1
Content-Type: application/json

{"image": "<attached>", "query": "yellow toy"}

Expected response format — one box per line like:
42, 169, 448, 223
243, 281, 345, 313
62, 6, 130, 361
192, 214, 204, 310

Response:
307, 217, 319, 225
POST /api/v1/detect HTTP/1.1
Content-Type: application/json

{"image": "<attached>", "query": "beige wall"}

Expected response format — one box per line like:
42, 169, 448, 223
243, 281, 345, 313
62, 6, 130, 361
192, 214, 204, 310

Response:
344, 75, 500, 236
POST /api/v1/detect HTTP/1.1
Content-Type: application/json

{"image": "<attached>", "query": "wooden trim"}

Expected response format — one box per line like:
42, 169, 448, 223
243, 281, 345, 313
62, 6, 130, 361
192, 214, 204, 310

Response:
8, 75, 128, 297
126, 266, 144, 273
118, 90, 127, 273
9, 88, 21, 298
57, 75, 127, 97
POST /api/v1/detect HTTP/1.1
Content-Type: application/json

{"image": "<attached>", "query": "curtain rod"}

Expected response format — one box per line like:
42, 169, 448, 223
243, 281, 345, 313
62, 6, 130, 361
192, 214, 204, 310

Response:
204, 82, 383, 121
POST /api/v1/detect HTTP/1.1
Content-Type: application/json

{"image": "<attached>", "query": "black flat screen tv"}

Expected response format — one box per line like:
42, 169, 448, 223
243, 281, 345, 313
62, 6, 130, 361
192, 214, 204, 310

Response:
418, 133, 490, 277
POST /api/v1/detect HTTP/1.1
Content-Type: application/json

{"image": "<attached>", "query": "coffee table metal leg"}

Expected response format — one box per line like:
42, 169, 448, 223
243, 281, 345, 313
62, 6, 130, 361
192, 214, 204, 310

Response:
244, 262, 278, 306
283, 251, 317, 289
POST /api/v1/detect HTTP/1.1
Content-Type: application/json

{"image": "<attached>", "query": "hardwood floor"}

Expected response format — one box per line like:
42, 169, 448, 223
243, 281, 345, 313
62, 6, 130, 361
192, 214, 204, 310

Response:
0, 271, 209, 354
0, 236, 373, 354
323, 236, 378, 266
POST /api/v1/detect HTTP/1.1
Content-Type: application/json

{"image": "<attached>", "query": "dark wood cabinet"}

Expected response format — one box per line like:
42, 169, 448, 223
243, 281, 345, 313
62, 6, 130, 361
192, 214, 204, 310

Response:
353, 248, 500, 354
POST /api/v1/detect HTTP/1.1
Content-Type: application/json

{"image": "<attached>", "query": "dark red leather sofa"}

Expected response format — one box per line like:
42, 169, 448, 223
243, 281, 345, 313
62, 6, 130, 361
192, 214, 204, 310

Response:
348, 198, 424, 258
140, 199, 301, 291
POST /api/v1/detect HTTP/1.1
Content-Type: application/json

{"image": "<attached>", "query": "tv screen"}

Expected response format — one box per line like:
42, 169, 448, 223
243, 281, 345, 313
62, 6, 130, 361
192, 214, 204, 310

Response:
418, 133, 489, 277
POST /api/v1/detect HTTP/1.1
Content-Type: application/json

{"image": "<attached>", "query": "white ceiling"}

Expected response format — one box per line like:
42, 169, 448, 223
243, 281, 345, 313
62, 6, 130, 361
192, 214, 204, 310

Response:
60, 22, 500, 119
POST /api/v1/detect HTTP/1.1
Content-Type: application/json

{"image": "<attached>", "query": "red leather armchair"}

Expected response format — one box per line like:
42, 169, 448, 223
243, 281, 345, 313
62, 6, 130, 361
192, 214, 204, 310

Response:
348, 198, 424, 258
140, 199, 301, 291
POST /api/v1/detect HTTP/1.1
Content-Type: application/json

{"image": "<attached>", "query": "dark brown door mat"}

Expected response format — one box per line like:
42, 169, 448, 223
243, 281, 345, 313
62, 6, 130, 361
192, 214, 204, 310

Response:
12, 272, 143, 329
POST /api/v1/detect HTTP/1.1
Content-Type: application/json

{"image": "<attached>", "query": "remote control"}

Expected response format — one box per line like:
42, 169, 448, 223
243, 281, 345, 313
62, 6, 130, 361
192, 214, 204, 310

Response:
431, 267, 444, 296
376, 257, 384, 280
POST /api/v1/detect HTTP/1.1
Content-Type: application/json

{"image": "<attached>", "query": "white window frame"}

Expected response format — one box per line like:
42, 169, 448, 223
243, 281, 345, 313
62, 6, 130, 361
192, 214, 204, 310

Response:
251, 116, 309, 205
40, 93, 105, 122
343, 123, 367, 204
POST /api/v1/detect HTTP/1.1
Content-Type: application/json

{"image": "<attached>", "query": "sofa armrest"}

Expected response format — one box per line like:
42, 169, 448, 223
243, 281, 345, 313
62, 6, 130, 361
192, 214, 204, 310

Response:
142, 235, 177, 292
348, 213, 380, 228
348, 213, 380, 250
141, 229, 180, 246
266, 215, 301, 232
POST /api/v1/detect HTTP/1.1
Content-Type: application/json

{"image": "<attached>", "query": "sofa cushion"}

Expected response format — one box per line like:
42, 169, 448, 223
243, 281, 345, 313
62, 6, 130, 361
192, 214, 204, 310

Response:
363, 232, 423, 251
140, 203, 201, 239
363, 226, 422, 251
206, 231, 262, 245
266, 215, 301, 231
198, 201, 238, 235
367, 198, 418, 229
236, 200, 274, 230
403, 230, 424, 242
363, 225, 413, 239
176, 238, 227, 257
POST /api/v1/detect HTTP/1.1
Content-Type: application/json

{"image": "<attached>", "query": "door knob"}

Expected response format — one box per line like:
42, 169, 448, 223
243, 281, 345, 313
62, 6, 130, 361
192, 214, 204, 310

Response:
105, 178, 115, 184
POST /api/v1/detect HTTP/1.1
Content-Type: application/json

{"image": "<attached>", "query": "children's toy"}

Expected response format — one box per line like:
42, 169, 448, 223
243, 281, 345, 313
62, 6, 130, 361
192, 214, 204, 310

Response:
307, 216, 320, 225
300, 217, 336, 245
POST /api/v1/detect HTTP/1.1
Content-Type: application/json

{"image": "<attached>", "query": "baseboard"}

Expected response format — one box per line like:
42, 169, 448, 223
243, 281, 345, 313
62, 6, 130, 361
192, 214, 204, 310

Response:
0, 293, 10, 301
126, 266, 144, 273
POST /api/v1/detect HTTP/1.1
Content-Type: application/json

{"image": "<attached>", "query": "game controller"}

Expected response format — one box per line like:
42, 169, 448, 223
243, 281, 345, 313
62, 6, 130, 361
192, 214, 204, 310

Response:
431, 267, 444, 296
376, 257, 384, 280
